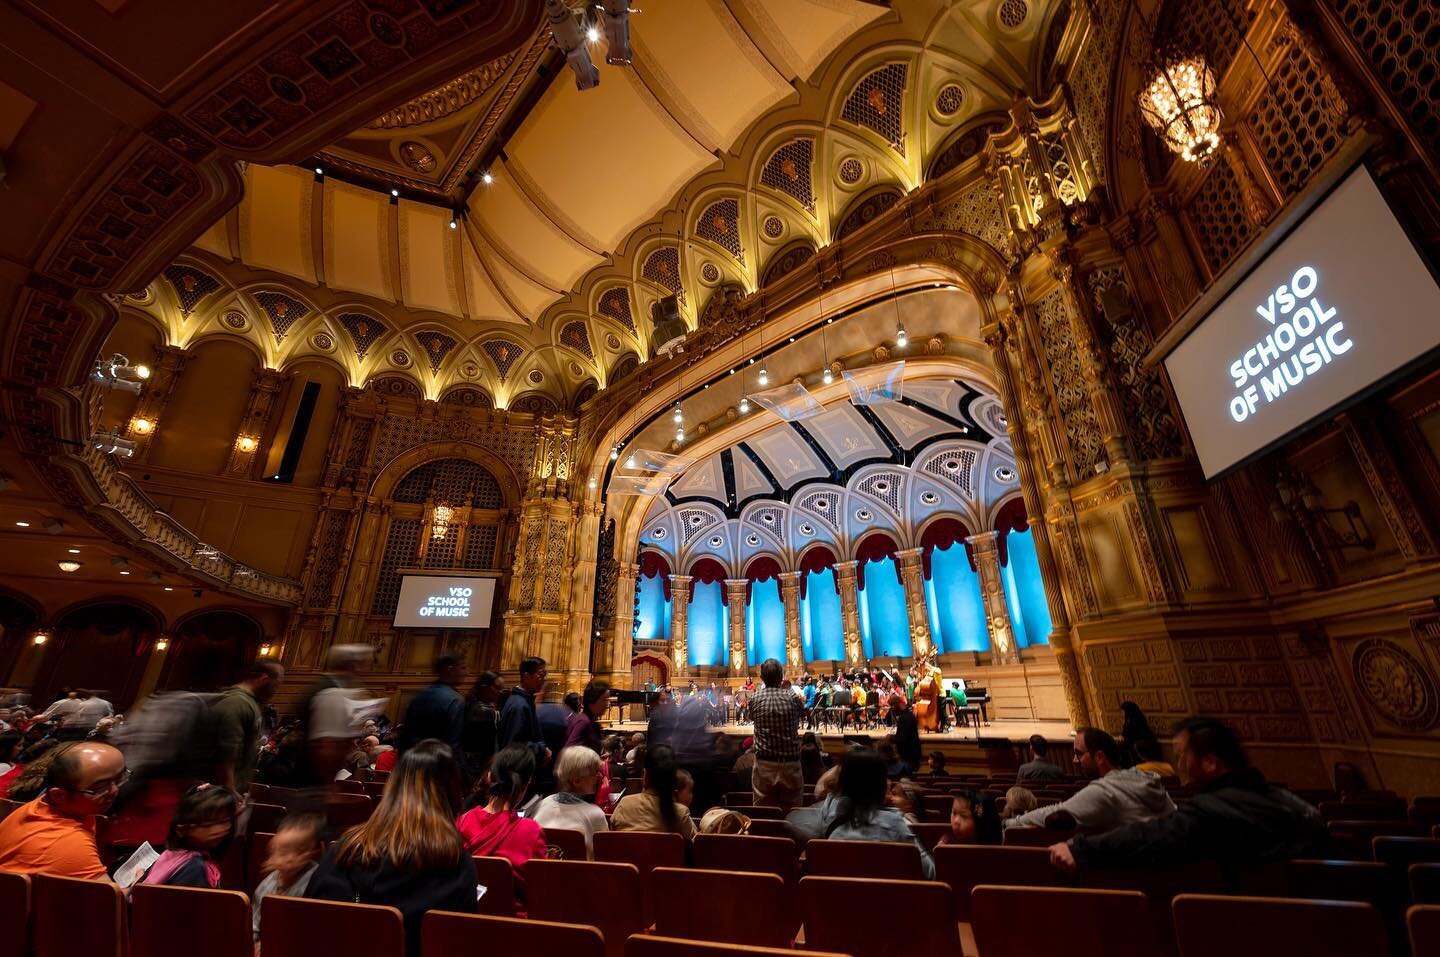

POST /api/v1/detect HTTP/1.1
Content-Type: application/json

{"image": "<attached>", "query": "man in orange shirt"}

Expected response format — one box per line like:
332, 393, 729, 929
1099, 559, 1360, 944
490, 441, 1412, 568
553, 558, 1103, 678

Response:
0, 741, 127, 879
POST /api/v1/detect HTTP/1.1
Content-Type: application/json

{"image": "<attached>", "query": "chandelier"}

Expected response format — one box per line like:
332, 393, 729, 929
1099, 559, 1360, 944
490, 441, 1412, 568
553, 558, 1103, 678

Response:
1139, 55, 1222, 162
431, 502, 454, 540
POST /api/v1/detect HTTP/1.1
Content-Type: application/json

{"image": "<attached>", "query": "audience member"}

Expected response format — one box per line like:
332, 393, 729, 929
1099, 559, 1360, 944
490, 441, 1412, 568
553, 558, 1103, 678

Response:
563, 680, 609, 753
611, 744, 696, 841
305, 740, 475, 956
0, 741, 125, 879
531, 746, 609, 858
1051, 718, 1325, 877
1132, 737, 1176, 777
137, 783, 240, 889
399, 655, 467, 758
456, 744, 546, 902
800, 732, 828, 785
1017, 734, 1066, 782
624, 732, 645, 764
498, 657, 549, 769
1006, 728, 1174, 831
891, 697, 921, 772
55, 690, 113, 740
1002, 785, 1039, 821
747, 658, 805, 809
1118, 700, 1157, 760
731, 736, 756, 791
674, 768, 694, 808
924, 751, 948, 777
252, 813, 325, 944
939, 790, 1001, 846
208, 660, 283, 794
786, 748, 934, 877
0, 732, 22, 774
536, 692, 579, 794
345, 735, 384, 773
461, 671, 502, 779
300, 645, 371, 787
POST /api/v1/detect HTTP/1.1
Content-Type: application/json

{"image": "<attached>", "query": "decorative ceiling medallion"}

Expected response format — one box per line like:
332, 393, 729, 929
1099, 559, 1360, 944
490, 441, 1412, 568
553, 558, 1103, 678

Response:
568, 361, 583, 377
839, 157, 863, 185
605, 333, 622, 351
460, 360, 481, 379
399, 141, 437, 174
998, 0, 1029, 28
936, 84, 964, 116
222, 310, 248, 330
527, 369, 544, 384
701, 262, 720, 283
762, 215, 784, 240
311, 331, 335, 351
390, 349, 411, 367
1352, 638, 1440, 730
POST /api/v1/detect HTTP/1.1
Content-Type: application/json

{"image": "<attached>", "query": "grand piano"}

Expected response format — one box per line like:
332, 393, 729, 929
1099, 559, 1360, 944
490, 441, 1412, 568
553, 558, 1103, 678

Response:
607, 688, 660, 722
954, 684, 991, 728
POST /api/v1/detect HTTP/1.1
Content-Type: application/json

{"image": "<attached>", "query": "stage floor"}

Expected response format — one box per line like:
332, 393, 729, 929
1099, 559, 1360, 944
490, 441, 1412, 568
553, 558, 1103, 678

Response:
608, 716, 1073, 744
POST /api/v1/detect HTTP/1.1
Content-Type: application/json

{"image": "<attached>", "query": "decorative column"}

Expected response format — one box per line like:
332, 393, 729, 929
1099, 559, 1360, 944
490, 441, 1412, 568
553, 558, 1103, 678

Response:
334, 501, 388, 645
1048, 247, 1133, 468
227, 366, 288, 477
895, 547, 933, 659
125, 345, 189, 461
560, 501, 604, 692
608, 560, 640, 687
779, 571, 803, 672
725, 579, 749, 677
967, 532, 1020, 665
833, 560, 863, 666
668, 575, 690, 679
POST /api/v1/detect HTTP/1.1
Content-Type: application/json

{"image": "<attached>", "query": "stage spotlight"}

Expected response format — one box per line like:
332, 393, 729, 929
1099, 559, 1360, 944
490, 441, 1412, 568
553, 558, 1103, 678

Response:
547, 0, 600, 89
599, 0, 633, 65
92, 353, 149, 393
91, 431, 137, 457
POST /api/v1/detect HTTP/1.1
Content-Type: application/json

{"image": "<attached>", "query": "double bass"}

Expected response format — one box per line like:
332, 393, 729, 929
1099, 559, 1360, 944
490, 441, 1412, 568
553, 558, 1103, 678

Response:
911, 650, 943, 733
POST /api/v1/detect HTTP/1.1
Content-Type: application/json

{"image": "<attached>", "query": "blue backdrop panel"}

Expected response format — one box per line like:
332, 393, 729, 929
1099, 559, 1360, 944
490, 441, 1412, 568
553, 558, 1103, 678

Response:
858, 557, 912, 659
1001, 527, 1052, 648
801, 568, 844, 662
634, 572, 671, 643
746, 577, 787, 666
688, 579, 728, 667
926, 542, 989, 653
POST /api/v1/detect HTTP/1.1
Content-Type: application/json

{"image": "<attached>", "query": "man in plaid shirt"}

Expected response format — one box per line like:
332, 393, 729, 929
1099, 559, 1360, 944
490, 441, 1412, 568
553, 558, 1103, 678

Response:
747, 658, 805, 809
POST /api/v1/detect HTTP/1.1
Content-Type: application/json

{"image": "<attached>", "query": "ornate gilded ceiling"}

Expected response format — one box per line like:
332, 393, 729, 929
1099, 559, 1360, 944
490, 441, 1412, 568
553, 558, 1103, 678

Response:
131, 0, 1068, 408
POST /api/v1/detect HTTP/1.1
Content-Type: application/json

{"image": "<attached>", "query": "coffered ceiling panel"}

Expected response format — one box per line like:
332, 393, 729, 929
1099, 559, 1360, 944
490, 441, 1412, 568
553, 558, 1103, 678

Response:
732, 450, 775, 502
238, 164, 314, 283
398, 202, 458, 316
324, 181, 393, 303
805, 402, 888, 468
506, 70, 716, 253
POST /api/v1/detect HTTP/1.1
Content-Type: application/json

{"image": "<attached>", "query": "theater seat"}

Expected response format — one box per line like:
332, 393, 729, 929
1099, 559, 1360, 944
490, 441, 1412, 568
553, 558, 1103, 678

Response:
804, 839, 923, 881
593, 830, 685, 927
527, 859, 643, 957
544, 827, 589, 861
1171, 894, 1386, 957
0, 872, 29, 957
131, 884, 252, 957
800, 876, 957, 957
693, 833, 798, 886
260, 895, 404, 957
627, 935, 851, 957
934, 845, 1063, 922
423, 911, 603, 957
652, 867, 791, 948
472, 855, 517, 915
971, 885, 1161, 957
1409, 905, 1440, 956
32, 874, 124, 957
1411, 863, 1440, 904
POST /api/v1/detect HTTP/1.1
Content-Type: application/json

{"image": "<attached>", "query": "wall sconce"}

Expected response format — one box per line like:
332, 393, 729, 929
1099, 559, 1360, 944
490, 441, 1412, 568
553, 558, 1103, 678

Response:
237, 435, 259, 453
258, 643, 274, 657
32, 631, 48, 646
131, 417, 155, 435
1271, 469, 1375, 552
155, 637, 170, 652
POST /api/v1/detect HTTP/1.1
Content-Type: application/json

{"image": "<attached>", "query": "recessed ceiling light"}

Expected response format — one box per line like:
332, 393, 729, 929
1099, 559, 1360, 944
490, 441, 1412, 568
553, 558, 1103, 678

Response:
68, 548, 81, 554
57, 560, 82, 572
119, 570, 130, 575
163, 586, 174, 592
15, 521, 29, 527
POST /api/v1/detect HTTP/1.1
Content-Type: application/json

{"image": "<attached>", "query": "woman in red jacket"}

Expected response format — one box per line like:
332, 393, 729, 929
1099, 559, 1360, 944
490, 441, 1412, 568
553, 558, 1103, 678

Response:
455, 744, 546, 910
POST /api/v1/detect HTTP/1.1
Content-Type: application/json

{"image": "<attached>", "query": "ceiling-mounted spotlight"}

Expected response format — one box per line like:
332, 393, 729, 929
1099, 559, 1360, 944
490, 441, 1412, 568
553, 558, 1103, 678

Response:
546, 0, 600, 90
57, 560, 82, 573
390, 188, 400, 197
91, 353, 149, 393
43, 518, 64, 535
313, 166, 324, 179
448, 212, 459, 230
896, 324, 908, 348
586, 24, 600, 43
91, 431, 137, 458
599, 0, 633, 65
131, 417, 155, 435
481, 170, 494, 185
155, 637, 170, 652
32, 631, 47, 646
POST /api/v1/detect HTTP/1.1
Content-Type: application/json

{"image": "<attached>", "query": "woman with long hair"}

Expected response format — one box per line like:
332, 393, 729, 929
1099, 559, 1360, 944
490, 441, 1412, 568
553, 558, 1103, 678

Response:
610, 743, 695, 840
785, 747, 933, 876
456, 744, 546, 902
1118, 701, 1157, 767
305, 739, 474, 955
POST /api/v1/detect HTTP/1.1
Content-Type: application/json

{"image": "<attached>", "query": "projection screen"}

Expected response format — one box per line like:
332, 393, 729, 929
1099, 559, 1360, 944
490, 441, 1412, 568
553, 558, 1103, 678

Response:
393, 574, 498, 629
1164, 165, 1440, 479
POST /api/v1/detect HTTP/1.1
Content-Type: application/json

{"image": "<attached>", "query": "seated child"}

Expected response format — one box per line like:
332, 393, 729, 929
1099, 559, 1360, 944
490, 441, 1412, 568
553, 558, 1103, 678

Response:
938, 790, 1001, 846
674, 768, 694, 810
252, 813, 325, 944
138, 782, 240, 889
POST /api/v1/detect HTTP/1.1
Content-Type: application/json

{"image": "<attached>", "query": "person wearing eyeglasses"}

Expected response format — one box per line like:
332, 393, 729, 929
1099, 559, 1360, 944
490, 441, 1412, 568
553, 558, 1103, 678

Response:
1002, 728, 1174, 833
0, 741, 127, 879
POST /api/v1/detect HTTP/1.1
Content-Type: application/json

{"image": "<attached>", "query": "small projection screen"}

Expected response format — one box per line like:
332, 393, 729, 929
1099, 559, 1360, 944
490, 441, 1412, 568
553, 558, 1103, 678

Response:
1165, 165, 1440, 479
393, 575, 498, 629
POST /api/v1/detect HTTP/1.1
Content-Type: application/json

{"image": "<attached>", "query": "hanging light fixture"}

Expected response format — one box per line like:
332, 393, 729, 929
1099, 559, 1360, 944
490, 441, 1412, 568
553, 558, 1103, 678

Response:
758, 363, 768, 387
672, 402, 683, 425
609, 446, 619, 461
1139, 54, 1222, 162
430, 502, 454, 540
739, 395, 750, 414
823, 366, 833, 385
895, 325, 907, 348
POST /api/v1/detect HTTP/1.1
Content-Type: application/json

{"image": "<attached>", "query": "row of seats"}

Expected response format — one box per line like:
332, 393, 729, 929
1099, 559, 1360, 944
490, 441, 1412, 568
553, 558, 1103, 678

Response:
4, 866, 1437, 957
